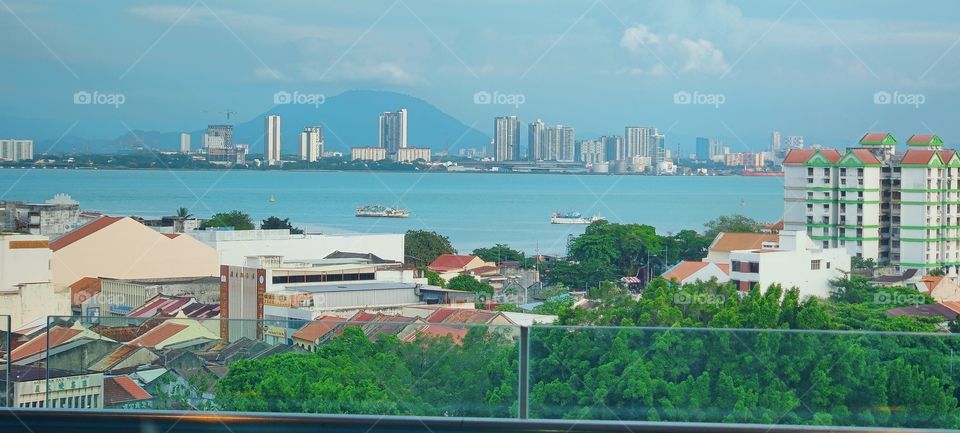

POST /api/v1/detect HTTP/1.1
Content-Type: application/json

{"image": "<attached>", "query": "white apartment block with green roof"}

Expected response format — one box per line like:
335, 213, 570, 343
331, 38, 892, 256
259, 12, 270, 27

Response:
783, 132, 960, 275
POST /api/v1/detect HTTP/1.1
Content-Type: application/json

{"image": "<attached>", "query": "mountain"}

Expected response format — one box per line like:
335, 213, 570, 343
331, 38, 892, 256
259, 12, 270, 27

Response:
18, 90, 490, 156
225, 89, 490, 155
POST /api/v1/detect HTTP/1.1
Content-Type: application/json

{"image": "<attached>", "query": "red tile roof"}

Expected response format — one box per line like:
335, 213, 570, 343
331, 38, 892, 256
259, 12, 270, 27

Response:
163, 234, 180, 239
662, 261, 711, 282
710, 232, 779, 253
466, 265, 499, 276
127, 295, 196, 318
428, 254, 479, 272
940, 301, 960, 314
782, 149, 815, 164
130, 322, 188, 348
939, 150, 956, 163
292, 316, 344, 343
860, 132, 892, 144
403, 325, 468, 345
920, 275, 944, 292
103, 376, 152, 405
819, 149, 842, 163
901, 149, 937, 165
908, 134, 937, 145
850, 149, 881, 164
428, 308, 499, 324
11, 326, 82, 361
70, 277, 102, 306
50, 216, 124, 251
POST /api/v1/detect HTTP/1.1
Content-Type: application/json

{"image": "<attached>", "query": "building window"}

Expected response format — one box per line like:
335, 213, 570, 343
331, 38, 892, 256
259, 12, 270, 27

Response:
826, 262, 831, 269
749, 262, 760, 273
811, 259, 821, 270
807, 167, 813, 176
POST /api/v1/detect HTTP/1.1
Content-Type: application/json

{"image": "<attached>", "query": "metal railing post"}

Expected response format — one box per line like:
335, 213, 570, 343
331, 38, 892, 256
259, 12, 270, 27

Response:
518, 326, 529, 419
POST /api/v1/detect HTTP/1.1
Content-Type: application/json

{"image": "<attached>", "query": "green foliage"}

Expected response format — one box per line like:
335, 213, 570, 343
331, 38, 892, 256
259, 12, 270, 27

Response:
424, 269, 446, 288
703, 214, 766, 238
851, 256, 877, 270
175, 207, 192, 219
447, 274, 494, 298
472, 244, 531, 267
201, 210, 255, 230
532, 295, 575, 316
404, 230, 455, 266
261, 216, 304, 234
494, 304, 523, 313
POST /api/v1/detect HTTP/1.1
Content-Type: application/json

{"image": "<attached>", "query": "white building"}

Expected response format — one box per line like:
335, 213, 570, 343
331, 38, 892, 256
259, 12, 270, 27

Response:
179, 133, 190, 154
379, 109, 408, 154
728, 231, 849, 298
661, 261, 730, 285
494, 116, 520, 161
578, 140, 605, 164
299, 126, 323, 162
186, 229, 404, 266
785, 135, 804, 149
544, 125, 575, 162
528, 119, 545, 161
351, 146, 387, 162
625, 127, 663, 162
11, 368, 104, 409
395, 147, 431, 163
204, 125, 232, 150
265, 115, 281, 165
0, 234, 70, 329
771, 131, 782, 152
0, 139, 33, 161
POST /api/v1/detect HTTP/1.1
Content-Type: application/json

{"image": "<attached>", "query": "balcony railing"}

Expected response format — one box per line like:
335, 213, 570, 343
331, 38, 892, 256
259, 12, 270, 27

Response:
1, 315, 960, 431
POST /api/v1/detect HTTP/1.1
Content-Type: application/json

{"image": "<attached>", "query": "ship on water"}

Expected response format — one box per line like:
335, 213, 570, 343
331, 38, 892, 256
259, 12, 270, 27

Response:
356, 204, 410, 218
550, 211, 605, 225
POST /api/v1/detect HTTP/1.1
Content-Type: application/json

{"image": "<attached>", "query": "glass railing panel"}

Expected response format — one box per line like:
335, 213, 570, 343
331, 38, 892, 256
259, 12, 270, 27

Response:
1, 315, 9, 407
33, 316, 519, 416
528, 326, 960, 429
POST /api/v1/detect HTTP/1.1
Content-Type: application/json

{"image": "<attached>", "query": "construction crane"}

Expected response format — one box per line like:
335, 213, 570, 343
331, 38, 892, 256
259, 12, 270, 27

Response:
203, 109, 237, 123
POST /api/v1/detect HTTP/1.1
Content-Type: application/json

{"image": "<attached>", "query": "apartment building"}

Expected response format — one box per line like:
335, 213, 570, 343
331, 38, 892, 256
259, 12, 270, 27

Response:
784, 132, 958, 275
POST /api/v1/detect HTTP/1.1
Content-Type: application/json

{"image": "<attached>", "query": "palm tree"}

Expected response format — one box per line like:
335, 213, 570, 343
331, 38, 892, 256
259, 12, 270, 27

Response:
175, 207, 192, 220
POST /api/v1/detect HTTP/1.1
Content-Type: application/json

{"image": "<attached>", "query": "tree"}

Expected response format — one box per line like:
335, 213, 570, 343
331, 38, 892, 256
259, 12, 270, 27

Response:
175, 207, 192, 220
424, 269, 446, 288
447, 274, 494, 299
472, 244, 529, 266
201, 210, 255, 230
404, 230, 455, 266
261, 216, 304, 234
703, 214, 765, 238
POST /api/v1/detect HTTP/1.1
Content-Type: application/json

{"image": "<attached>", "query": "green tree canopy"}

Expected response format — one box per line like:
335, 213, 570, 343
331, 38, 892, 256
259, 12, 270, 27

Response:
447, 274, 494, 299
404, 230, 455, 266
703, 214, 766, 238
472, 244, 529, 266
201, 210, 255, 230
261, 216, 304, 234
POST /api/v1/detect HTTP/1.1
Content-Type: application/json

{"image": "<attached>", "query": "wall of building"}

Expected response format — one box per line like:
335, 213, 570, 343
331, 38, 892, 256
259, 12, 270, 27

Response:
191, 230, 404, 266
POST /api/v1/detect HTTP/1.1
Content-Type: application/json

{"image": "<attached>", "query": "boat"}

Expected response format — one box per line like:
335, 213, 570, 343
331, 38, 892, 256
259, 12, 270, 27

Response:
741, 169, 784, 177
356, 204, 410, 218
268, 194, 276, 203
550, 211, 605, 225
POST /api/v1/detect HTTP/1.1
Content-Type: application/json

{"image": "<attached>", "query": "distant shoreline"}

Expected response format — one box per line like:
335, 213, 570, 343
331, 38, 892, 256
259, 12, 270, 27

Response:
0, 166, 766, 177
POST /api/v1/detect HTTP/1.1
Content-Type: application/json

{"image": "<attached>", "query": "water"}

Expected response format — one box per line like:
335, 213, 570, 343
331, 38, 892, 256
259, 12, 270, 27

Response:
0, 168, 784, 254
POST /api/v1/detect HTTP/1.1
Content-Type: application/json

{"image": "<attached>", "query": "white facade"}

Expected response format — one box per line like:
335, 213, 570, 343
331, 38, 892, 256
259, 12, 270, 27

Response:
265, 115, 281, 165
379, 109, 408, 154
187, 229, 405, 266
13, 372, 104, 408
544, 125, 575, 162
578, 140, 605, 164
0, 234, 70, 328
624, 126, 663, 161
494, 116, 520, 161
351, 146, 387, 162
395, 147, 431, 163
729, 231, 849, 298
785, 135, 804, 149
299, 126, 323, 162
179, 133, 190, 154
0, 139, 33, 161
528, 119, 545, 161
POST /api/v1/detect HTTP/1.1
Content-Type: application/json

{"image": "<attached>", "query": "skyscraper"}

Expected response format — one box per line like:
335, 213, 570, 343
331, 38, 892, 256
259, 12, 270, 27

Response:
624, 126, 662, 159
544, 125, 575, 162
600, 135, 624, 162
379, 109, 407, 154
205, 125, 232, 150
528, 119, 545, 161
770, 131, 782, 152
299, 126, 323, 162
179, 133, 190, 154
265, 115, 281, 165
785, 135, 804, 149
493, 116, 520, 161
578, 140, 605, 164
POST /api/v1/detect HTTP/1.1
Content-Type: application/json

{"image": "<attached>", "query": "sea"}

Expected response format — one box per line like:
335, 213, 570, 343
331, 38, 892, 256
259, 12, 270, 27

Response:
0, 168, 784, 254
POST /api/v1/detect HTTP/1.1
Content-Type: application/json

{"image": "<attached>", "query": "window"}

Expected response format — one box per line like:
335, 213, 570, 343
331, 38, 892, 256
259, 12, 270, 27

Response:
749, 262, 760, 273
811, 259, 821, 270
807, 167, 813, 176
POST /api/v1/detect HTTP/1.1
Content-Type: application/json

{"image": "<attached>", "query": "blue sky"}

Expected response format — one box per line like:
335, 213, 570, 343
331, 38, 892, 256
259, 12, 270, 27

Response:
1, 0, 959, 149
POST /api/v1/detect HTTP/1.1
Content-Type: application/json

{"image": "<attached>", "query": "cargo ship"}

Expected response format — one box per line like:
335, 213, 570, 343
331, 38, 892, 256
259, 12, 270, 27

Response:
741, 169, 783, 177
550, 211, 605, 225
356, 205, 410, 218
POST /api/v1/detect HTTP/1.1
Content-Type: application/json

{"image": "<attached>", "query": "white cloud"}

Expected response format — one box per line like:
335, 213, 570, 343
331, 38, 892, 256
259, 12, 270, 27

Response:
620, 24, 728, 75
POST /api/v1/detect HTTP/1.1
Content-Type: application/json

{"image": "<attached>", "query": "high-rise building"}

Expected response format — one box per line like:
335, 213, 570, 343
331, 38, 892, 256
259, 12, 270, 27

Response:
205, 125, 233, 150
544, 125, 575, 162
0, 140, 33, 161
180, 133, 191, 154
782, 132, 960, 274
528, 120, 545, 161
785, 135, 804, 149
379, 109, 407, 154
265, 115, 281, 165
299, 126, 323, 162
625, 126, 663, 160
601, 135, 624, 162
578, 140, 605, 164
696, 137, 724, 161
771, 131, 782, 152
493, 116, 520, 161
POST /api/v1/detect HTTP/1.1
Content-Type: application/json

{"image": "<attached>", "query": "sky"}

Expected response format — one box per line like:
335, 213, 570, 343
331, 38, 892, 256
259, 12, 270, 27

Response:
1, 0, 959, 150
